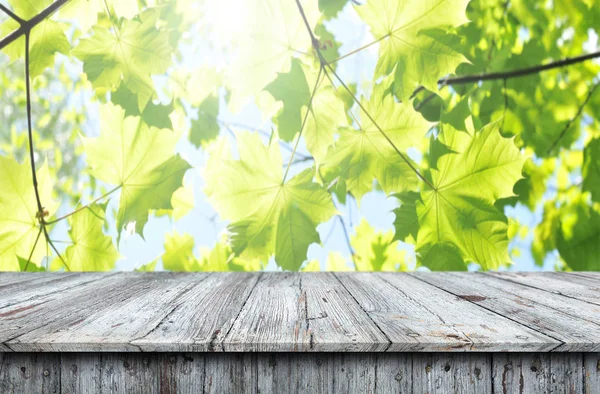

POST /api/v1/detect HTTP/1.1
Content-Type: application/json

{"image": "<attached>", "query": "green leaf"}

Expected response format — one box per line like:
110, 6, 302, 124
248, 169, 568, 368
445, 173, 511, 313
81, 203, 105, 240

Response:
392, 191, 420, 242
63, 203, 120, 271
416, 121, 525, 270
162, 231, 200, 271
0, 157, 58, 271
18, 256, 46, 272
419, 243, 467, 271
135, 259, 158, 272
224, 0, 319, 109
82, 103, 191, 240
1, 0, 69, 77
72, 9, 172, 110
351, 219, 406, 271
203, 133, 336, 270
356, 0, 470, 100
0, 156, 58, 271
190, 94, 220, 147
111, 84, 174, 130
265, 59, 311, 142
320, 85, 433, 202
154, 183, 195, 221
532, 201, 561, 266
583, 137, 600, 202
325, 252, 353, 271
557, 199, 600, 271
60, 0, 139, 33
319, 0, 348, 18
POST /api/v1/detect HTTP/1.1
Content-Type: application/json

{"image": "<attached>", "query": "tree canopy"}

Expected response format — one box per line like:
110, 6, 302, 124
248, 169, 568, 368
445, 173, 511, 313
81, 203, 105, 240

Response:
1, 0, 599, 272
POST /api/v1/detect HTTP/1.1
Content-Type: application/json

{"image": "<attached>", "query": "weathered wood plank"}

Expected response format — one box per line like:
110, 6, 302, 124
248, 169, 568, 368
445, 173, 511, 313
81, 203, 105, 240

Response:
336, 272, 558, 352
223, 272, 389, 352
60, 353, 158, 394
0, 353, 60, 394
491, 353, 584, 394
415, 272, 600, 351
0, 352, 597, 393
9, 273, 209, 351
413, 353, 492, 394
134, 272, 260, 352
486, 272, 600, 306
374, 353, 412, 393
302, 273, 389, 351
158, 354, 204, 394
584, 353, 600, 394
0, 273, 182, 351
257, 353, 332, 393
0, 272, 114, 309
204, 353, 257, 394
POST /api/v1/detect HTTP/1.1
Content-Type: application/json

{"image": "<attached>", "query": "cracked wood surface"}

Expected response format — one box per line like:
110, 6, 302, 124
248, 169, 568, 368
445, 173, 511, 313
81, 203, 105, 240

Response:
0, 272, 598, 352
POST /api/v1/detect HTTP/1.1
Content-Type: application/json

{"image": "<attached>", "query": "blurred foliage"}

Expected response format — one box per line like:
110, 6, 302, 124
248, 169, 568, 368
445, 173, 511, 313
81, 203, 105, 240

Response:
0, 0, 599, 271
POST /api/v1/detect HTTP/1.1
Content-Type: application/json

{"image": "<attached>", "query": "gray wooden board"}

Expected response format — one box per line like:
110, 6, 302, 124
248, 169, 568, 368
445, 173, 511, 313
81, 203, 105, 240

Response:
0, 272, 114, 309
1, 352, 597, 393
222, 272, 389, 352
133, 272, 261, 352
486, 271, 600, 306
491, 353, 586, 394
9, 273, 209, 351
336, 272, 558, 352
414, 272, 600, 351
1, 272, 600, 352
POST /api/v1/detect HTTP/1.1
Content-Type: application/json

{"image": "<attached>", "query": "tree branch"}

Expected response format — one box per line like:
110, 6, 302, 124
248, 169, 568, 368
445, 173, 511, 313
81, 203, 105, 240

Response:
0, 4, 25, 25
0, 0, 70, 51
547, 83, 598, 154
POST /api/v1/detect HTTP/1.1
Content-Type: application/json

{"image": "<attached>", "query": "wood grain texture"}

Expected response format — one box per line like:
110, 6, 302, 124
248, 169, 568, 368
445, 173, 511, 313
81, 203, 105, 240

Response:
0, 353, 60, 394
2, 352, 595, 393
412, 353, 492, 394
414, 272, 600, 351
5, 273, 209, 351
491, 353, 584, 394
0, 272, 599, 352
223, 272, 389, 352
584, 353, 600, 394
486, 272, 600, 306
336, 272, 558, 352
134, 272, 260, 352
60, 353, 159, 394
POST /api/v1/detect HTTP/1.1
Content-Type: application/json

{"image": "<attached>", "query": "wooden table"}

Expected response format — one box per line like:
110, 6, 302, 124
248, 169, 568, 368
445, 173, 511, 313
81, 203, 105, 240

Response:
0, 272, 599, 393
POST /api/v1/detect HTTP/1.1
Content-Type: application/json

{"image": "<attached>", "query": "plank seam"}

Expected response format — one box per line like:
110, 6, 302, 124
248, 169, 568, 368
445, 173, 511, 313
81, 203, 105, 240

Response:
0, 272, 120, 309
377, 273, 477, 351
409, 273, 566, 352
220, 272, 263, 351
332, 273, 393, 352
482, 272, 600, 309
130, 275, 213, 346
478, 272, 600, 329
0, 272, 126, 350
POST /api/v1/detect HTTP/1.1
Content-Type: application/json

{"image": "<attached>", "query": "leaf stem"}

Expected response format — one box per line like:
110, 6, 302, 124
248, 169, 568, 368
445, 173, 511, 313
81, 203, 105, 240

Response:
23, 226, 43, 271
281, 67, 324, 184
0, 4, 25, 25
0, 0, 71, 50
45, 185, 122, 225
547, 83, 598, 154
295, 0, 435, 190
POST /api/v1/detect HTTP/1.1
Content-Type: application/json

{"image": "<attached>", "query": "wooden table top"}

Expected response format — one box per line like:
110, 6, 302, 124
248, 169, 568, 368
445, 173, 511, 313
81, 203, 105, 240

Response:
0, 272, 598, 353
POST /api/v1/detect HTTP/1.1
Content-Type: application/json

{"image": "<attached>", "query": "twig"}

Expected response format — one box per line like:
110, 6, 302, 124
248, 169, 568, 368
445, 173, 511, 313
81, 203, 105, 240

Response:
24, 32, 44, 217
45, 185, 122, 225
547, 83, 598, 154
0, 4, 25, 24
23, 226, 43, 271
0, 0, 71, 50
282, 66, 324, 183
